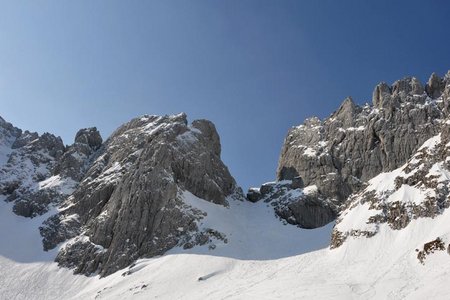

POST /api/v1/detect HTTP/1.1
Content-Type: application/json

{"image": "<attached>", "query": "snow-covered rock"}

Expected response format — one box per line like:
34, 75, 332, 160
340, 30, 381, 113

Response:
42, 113, 243, 276
0, 124, 67, 217
247, 180, 337, 228
257, 72, 450, 228
331, 120, 450, 251
2, 71, 450, 299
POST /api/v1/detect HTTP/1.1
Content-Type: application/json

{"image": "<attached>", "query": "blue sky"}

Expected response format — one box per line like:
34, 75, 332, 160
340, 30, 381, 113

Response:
1, 1, 450, 190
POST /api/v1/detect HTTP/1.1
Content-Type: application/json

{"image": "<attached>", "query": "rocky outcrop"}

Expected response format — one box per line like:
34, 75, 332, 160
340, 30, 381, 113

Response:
53, 127, 102, 181
0, 113, 242, 277
416, 238, 446, 264
0, 129, 66, 217
247, 180, 337, 228
0, 119, 103, 218
331, 119, 450, 248
41, 113, 242, 276
426, 73, 445, 99
265, 72, 450, 228
0, 117, 22, 165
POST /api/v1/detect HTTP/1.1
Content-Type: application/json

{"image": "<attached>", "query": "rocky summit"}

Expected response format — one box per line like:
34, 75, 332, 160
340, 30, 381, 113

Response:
45, 113, 242, 276
249, 72, 450, 229
0, 119, 67, 218
330, 121, 450, 249
0, 113, 242, 277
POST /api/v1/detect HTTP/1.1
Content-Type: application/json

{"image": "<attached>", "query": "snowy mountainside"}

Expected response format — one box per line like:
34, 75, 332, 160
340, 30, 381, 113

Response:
0, 116, 20, 166
0, 191, 334, 299
0, 119, 70, 218
2, 181, 450, 299
261, 72, 450, 229
74, 208, 450, 299
0, 113, 250, 277
2, 71, 450, 299
39, 113, 245, 276
331, 121, 450, 254
70, 118, 450, 299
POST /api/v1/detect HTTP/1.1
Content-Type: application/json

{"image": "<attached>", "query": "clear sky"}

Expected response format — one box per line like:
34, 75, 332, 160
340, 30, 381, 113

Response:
1, 1, 450, 191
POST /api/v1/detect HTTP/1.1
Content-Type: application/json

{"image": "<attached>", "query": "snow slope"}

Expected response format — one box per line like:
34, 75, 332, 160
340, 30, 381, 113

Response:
73, 186, 450, 299
0, 192, 334, 299
2, 188, 450, 299
0, 197, 91, 299
174, 191, 334, 260
75, 210, 450, 299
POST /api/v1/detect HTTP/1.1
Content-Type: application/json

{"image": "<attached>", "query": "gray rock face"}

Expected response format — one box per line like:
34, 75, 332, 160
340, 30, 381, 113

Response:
0, 116, 21, 138
0, 129, 66, 217
0, 113, 241, 277
42, 113, 241, 276
426, 73, 445, 99
0, 120, 102, 219
331, 120, 450, 248
282, 196, 336, 229
247, 181, 337, 228
0, 117, 22, 166
259, 72, 450, 228
53, 127, 102, 181
74, 127, 102, 150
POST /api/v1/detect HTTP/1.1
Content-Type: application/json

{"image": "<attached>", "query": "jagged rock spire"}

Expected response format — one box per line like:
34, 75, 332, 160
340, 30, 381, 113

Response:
426, 72, 444, 99
274, 72, 447, 228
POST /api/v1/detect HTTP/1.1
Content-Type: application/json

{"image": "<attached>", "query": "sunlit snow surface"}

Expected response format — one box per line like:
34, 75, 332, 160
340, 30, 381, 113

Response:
1, 189, 450, 299
0, 191, 335, 299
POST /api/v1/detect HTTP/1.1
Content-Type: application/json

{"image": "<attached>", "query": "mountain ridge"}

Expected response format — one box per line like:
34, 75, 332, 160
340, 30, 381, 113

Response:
248, 71, 450, 229
1, 71, 450, 298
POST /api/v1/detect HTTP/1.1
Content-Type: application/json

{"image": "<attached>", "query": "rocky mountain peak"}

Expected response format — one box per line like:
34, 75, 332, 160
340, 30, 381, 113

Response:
31, 133, 65, 158
331, 118, 450, 249
303, 116, 321, 128
11, 130, 39, 149
252, 71, 449, 229
331, 96, 360, 127
373, 76, 427, 110
38, 112, 242, 276
53, 128, 102, 182
0, 125, 67, 217
426, 72, 448, 100
0, 117, 21, 141
74, 127, 102, 150
372, 81, 392, 108
191, 119, 221, 156
0, 113, 242, 276
391, 76, 424, 96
